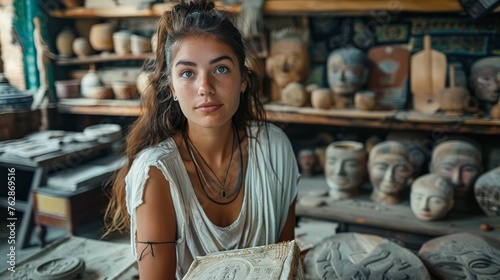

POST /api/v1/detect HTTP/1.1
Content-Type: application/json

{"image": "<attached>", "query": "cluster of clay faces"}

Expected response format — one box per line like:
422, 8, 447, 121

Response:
266, 32, 500, 114
317, 139, 484, 222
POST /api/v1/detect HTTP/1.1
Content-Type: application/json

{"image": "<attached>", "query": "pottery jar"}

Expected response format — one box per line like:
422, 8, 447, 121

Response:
354, 91, 377, 111
80, 69, 103, 98
311, 88, 332, 109
113, 31, 131, 55
72, 37, 94, 57
89, 23, 115, 52
56, 28, 76, 57
130, 34, 151, 55
112, 81, 137, 100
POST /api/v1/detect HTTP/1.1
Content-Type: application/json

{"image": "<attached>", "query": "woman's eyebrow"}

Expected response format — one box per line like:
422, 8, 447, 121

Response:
175, 56, 234, 68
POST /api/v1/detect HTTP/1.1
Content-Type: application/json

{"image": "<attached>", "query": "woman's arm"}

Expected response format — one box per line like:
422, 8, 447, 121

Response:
136, 166, 177, 279
278, 198, 297, 242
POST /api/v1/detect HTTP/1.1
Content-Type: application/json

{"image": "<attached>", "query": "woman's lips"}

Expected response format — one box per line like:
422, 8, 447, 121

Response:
196, 103, 222, 113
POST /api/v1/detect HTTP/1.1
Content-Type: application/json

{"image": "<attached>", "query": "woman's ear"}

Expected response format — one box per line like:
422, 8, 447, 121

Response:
240, 74, 248, 93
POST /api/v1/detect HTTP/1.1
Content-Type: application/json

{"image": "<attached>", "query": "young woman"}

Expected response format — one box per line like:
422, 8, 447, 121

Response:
104, 0, 299, 278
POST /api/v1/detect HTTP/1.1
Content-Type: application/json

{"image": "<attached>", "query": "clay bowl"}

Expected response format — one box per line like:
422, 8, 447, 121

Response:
310, 88, 331, 109
55, 80, 80, 99
112, 81, 137, 100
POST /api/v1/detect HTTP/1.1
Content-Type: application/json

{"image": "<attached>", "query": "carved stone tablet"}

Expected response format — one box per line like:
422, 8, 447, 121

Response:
183, 240, 304, 279
31, 257, 85, 280
419, 233, 500, 280
304, 233, 430, 279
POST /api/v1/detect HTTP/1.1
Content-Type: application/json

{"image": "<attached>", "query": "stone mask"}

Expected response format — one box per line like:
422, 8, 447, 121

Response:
327, 47, 369, 95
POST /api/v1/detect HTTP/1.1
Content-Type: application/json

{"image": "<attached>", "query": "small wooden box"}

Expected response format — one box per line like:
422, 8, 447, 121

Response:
33, 183, 107, 236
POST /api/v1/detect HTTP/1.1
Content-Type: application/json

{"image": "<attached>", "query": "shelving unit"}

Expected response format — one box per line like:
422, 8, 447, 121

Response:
56, 53, 151, 66
50, 0, 500, 19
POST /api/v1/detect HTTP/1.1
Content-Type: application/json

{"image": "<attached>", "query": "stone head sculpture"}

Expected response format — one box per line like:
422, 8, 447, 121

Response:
470, 57, 500, 105
474, 166, 500, 217
266, 28, 310, 90
411, 173, 454, 221
430, 140, 482, 198
324, 141, 366, 199
368, 141, 413, 204
327, 47, 369, 95
297, 148, 317, 177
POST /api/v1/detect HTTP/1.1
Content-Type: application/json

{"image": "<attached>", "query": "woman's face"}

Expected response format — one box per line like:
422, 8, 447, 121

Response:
170, 34, 246, 130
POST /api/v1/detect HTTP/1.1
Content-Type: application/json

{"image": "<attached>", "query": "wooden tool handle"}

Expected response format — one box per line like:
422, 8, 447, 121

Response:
425, 35, 433, 95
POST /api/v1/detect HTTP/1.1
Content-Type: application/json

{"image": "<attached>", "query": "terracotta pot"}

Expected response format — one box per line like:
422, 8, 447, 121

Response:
72, 37, 94, 57
55, 80, 80, 98
311, 88, 331, 109
354, 91, 377, 111
87, 86, 114, 99
56, 28, 76, 57
89, 23, 115, 52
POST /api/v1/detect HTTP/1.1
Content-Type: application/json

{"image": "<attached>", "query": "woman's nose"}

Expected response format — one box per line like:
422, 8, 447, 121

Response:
198, 73, 215, 96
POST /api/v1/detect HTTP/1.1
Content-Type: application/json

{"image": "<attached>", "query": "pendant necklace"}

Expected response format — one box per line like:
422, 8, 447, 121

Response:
183, 125, 243, 204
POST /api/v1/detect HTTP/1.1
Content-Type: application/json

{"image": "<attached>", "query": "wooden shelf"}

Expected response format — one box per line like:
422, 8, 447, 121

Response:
295, 182, 500, 249
50, 0, 498, 18
265, 103, 500, 135
56, 101, 500, 135
56, 53, 152, 66
57, 98, 141, 116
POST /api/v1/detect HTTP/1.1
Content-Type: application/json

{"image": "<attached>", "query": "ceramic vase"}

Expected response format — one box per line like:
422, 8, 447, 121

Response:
72, 37, 94, 57
56, 28, 76, 57
89, 23, 115, 52
311, 88, 331, 109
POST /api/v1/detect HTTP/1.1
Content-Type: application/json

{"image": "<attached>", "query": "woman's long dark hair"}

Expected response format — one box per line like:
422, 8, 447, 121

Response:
103, 0, 265, 236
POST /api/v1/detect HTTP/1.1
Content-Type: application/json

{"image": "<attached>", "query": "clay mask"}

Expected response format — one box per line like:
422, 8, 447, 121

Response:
470, 57, 500, 103
411, 173, 454, 221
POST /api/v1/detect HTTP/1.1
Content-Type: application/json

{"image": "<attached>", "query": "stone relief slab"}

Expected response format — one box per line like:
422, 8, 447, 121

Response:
304, 232, 430, 280
419, 232, 500, 280
183, 240, 304, 280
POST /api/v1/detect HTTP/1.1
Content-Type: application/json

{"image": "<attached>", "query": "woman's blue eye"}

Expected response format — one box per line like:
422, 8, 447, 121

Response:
181, 70, 194, 78
215, 66, 228, 74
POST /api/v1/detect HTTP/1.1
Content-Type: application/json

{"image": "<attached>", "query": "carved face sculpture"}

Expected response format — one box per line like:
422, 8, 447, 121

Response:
327, 47, 369, 95
324, 141, 366, 199
298, 149, 317, 177
474, 166, 500, 217
470, 57, 500, 103
410, 173, 454, 221
266, 32, 309, 89
368, 141, 413, 204
430, 140, 482, 198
